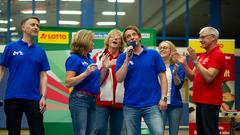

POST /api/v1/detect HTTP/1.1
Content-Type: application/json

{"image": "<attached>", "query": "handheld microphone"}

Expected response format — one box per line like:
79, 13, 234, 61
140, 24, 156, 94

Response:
128, 40, 136, 57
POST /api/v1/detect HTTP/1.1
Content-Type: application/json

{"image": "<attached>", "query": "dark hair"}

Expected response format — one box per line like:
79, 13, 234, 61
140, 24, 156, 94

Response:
20, 16, 40, 27
122, 25, 141, 43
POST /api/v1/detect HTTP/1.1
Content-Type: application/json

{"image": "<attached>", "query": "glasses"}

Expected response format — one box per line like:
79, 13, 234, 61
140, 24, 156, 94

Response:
159, 46, 170, 50
199, 34, 213, 39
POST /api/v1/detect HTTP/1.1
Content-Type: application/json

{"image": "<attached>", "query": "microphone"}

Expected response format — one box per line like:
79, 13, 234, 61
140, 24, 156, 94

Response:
128, 40, 136, 57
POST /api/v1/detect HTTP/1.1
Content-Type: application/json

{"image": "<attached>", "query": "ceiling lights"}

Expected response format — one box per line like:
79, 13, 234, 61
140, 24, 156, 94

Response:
0, 19, 13, 24
59, 10, 82, 15
61, 0, 82, 1
40, 20, 47, 24
0, 27, 16, 32
96, 22, 116, 26
18, 0, 46, 1
102, 11, 126, 16
21, 10, 47, 14
108, 0, 135, 3
59, 20, 80, 25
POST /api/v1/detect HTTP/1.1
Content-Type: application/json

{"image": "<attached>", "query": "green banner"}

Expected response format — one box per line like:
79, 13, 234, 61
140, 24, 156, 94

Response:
36, 26, 156, 50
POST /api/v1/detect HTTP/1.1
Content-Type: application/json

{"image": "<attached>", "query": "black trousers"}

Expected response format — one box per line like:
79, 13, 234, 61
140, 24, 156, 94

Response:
4, 98, 45, 135
196, 103, 220, 135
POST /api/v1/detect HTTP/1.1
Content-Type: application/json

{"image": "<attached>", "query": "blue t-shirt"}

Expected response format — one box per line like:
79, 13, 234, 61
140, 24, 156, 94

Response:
65, 53, 100, 94
0, 39, 50, 100
116, 47, 166, 108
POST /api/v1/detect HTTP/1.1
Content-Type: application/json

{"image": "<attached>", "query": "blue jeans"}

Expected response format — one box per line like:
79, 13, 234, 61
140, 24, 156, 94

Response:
123, 105, 164, 135
94, 106, 124, 135
162, 105, 183, 135
69, 91, 97, 135
4, 98, 44, 135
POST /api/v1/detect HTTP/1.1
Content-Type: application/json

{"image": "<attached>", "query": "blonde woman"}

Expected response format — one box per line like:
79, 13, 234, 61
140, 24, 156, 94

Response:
158, 41, 185, 135
65, 30, 100, 135
93, 29, 125, 135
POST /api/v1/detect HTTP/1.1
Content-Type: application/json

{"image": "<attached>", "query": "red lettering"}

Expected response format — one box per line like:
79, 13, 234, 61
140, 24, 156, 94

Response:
41, 33, 67, 40
62, 35, 66, 39
217, 43, 224, 48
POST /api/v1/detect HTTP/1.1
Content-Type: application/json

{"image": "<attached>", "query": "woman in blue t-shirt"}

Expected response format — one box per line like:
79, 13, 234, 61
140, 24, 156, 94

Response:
65, 29, 102, 135
158, 40, 185, 135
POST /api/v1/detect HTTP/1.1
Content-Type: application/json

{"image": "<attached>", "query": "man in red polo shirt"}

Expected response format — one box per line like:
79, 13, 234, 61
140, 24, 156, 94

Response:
175, 26, 225, 135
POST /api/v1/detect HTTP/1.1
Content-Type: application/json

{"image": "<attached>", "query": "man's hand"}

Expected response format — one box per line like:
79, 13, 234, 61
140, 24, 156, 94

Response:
187, 47, 198, 61
39, 97, 47, 113
159, 100, 167, 110
126, 45, 134, 60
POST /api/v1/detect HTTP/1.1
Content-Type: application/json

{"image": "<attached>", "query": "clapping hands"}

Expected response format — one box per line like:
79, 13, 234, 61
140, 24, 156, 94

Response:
173, 47, 197, 64
101, 53, 116, 69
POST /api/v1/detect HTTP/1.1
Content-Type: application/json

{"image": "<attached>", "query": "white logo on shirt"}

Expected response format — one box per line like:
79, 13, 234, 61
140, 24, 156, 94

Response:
129, 61, 134, 65
13, 51, 23, 56
82, 61, 88, 66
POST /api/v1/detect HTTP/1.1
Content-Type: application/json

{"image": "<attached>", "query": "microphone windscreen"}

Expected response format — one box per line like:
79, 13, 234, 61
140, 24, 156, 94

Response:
129, 41, 136, 48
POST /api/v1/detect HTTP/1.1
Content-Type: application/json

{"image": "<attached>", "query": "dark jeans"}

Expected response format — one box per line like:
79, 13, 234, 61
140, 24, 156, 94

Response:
4, 98, 44, 135
196, 103, 220, 135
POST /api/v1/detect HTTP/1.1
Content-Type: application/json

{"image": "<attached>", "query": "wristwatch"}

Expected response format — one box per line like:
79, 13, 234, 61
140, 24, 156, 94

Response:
193, 59, 198, 65
161, 96, 168, 102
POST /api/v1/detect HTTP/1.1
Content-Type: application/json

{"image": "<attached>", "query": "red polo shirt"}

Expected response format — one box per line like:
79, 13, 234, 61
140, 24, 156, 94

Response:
192, 46, 225, 105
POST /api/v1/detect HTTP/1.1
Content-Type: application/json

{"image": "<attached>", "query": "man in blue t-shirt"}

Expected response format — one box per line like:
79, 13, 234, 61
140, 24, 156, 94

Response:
0, 16, 50, 135
116, 26, 168, 135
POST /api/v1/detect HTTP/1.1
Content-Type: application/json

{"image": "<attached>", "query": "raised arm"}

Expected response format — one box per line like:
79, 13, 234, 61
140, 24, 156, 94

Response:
116, 46, 133, 82
115, 59, 129, 82
174, 52, 195, 81
187, 47, 220, 83
65, 64, 97, 87
193, 59, 220, 83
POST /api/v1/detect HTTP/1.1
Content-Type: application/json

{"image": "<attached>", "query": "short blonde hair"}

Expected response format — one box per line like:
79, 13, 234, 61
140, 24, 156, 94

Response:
158, 40, 177, 64
70, 29, 93, 55
104, 29, 124, 52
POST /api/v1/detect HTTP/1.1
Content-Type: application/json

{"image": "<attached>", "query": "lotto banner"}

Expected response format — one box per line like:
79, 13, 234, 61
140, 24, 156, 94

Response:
36, 26, 156, 50
188, 39, 235, 135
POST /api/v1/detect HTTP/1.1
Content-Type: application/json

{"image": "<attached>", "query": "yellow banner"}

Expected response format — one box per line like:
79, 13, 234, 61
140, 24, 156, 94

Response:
189, 39, 235, 54
38, 31, 69, 44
